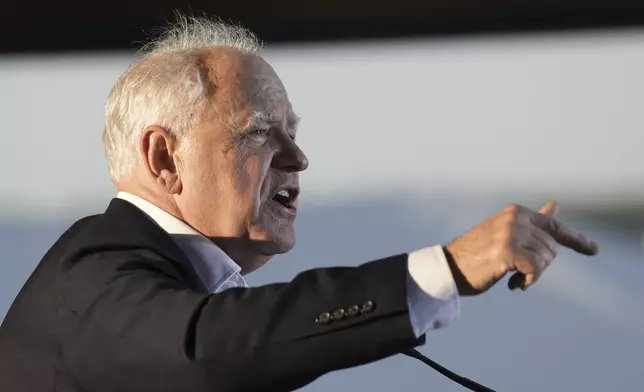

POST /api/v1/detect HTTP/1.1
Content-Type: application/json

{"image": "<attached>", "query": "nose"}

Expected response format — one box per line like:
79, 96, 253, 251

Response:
272, 137, 309, 172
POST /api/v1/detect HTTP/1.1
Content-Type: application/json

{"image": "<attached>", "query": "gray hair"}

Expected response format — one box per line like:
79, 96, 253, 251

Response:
102, 14, 262, 182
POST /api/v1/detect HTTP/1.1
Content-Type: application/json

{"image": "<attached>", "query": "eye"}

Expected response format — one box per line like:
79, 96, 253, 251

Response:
248, 128, 270, 138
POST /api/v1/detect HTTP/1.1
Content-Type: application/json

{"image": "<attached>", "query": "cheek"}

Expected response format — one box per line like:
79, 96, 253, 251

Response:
235, 150, 270, 204
180, 149, 229, 206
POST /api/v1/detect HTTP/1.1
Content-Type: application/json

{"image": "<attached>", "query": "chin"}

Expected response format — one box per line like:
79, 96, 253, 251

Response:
234, 233, 295, 275
273, 238, 295, 254
261, 234, 295, 255
250, 226, 296, 256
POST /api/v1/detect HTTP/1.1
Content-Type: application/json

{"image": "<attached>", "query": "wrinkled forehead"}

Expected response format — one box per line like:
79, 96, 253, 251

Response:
204, 49, 296, 128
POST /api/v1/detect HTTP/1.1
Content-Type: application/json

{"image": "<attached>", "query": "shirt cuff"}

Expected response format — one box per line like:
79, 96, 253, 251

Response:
406, 245, 460, 338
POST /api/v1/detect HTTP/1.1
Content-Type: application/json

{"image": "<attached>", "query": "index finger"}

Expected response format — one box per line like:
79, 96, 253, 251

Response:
530, 214, 599, 256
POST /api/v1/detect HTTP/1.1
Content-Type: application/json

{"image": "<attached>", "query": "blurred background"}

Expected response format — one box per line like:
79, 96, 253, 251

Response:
2, 1, 644, 391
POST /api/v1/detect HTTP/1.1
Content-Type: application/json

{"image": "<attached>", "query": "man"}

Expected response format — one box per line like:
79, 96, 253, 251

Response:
0, 15, 598, 392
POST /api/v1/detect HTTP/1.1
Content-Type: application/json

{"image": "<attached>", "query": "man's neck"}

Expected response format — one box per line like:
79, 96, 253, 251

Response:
115, 183, 270, 275
116, 181, 184, 222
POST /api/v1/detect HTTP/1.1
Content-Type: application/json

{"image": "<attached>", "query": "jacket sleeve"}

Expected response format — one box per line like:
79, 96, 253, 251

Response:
56, 250, 424, 392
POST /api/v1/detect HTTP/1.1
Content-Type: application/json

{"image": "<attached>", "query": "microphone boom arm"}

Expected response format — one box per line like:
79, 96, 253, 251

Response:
402, 349, 497, 392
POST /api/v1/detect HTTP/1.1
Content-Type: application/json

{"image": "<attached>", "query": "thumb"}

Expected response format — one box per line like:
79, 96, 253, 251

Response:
539, 201, 559, 217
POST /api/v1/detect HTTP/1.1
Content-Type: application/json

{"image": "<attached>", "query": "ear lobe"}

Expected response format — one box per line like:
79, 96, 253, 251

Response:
140, 126, 180, 193
168, 178, 182, 194
158, 169, 182, 194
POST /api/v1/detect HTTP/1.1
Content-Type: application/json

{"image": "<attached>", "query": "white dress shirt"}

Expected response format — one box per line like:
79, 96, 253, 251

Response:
117, 192, 460, 337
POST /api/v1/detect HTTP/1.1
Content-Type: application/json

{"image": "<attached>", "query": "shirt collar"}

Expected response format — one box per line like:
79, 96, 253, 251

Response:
116, 192, 203, 236
115, 192, 245, 292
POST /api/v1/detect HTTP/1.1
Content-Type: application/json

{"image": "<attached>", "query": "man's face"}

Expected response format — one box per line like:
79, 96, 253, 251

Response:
175, 49, 308, 270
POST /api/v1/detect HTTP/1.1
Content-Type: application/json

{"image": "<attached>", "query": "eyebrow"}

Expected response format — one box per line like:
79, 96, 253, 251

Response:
247, 110, 301, 132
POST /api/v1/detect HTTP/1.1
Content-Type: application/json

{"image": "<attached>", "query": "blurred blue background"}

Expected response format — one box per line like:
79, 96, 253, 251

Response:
2, 28, 644, 391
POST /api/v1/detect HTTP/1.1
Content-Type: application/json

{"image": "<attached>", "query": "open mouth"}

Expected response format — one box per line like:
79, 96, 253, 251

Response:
271, 187, 299, 210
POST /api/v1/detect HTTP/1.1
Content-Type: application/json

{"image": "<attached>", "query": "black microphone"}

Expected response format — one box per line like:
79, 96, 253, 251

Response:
402, 349, 497, 392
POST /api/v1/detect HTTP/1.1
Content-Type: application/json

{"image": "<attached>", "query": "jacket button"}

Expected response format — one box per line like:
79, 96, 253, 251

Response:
332, 308, 345, 320
315, 312, 332, 324
347, 305, 360, 316
360, 300, 375, 314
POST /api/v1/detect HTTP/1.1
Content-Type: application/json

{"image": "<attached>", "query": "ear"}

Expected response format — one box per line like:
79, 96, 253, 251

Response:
139, 125, 183, 194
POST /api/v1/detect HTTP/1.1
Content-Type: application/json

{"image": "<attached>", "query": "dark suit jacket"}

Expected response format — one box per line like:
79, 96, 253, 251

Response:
0, 198, 424, 391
